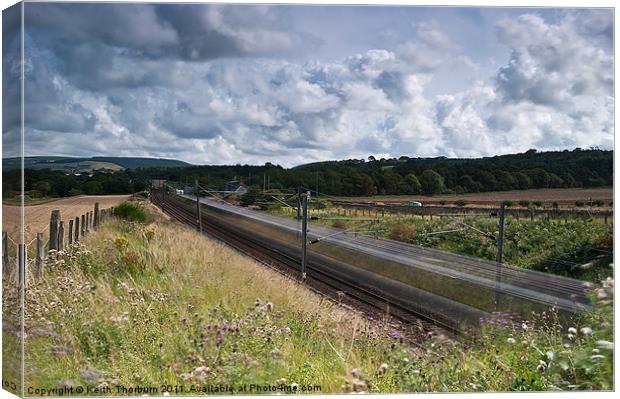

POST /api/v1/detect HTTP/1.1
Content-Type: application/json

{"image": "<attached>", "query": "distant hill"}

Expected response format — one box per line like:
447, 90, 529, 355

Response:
2, 156, 190, 172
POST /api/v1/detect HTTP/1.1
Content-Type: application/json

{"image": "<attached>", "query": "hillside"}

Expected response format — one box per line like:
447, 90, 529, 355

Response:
2, 148, 613, 200
125, 148, 613, 196
2, 156, 190, 172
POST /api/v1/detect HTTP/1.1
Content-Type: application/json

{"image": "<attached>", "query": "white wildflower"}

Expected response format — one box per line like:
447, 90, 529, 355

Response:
596, 340, 614, 350
580, 327, 593, 336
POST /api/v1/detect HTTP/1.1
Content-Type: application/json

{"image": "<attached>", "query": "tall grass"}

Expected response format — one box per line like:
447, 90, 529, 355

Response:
17, 203, 613, 394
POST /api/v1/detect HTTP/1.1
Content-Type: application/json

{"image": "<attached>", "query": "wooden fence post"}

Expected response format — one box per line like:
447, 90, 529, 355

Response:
68, 219, 74, 245
90, 211, 94, 229
94, 202, 100, 229
75, 217, 80, 242
2, 231, 8, 269
81, 214, 86, 236
35, 233, 44, 276
49, 210, 60, 251
58, 221, 65, 253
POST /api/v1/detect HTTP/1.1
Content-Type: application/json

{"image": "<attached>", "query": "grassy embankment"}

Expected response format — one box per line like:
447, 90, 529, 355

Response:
14, 201, 613, 394
271, 205, 613, 283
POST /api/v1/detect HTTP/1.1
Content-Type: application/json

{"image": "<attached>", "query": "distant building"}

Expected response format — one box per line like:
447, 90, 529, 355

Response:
224, 179, 247, 195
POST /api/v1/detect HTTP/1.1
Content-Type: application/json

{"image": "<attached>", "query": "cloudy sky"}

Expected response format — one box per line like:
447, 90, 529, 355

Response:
2, 2, 614, 166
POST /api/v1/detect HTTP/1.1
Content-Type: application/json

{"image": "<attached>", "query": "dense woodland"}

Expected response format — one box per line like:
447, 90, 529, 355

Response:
2, 148, 613, 199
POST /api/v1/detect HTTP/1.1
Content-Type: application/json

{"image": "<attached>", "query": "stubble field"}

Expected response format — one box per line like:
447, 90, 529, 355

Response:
340, 187, 613, 206
2, 195, 130, 243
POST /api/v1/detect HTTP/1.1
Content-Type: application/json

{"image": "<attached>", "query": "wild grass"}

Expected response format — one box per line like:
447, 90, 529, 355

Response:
15, 203, 613, 394
113, 202, 149, 223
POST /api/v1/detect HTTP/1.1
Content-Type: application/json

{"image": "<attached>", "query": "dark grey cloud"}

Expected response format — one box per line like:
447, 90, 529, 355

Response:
7, 4, 614, 166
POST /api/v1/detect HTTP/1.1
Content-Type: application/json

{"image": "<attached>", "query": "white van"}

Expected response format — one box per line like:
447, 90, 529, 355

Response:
408, 201, 423, 207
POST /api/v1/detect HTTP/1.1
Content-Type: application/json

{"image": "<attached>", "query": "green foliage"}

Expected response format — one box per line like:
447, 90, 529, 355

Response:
575, 201, 585, 207
114, 202, 147, 222
240, 187, 261, 206
389, 223, 417, 242
21, 209, 614, 393
405, 173, 421, 194
34, 180, 52, 196
420, 169, 445, 195
533, 201, 544, 208
454, 199, 468, 206
502, 200, 514, 207
518, 200, 530, 207
3, 149, 612, 200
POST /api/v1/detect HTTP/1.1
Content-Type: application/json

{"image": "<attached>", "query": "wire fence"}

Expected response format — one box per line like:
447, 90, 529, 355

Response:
2, 203, 117, 282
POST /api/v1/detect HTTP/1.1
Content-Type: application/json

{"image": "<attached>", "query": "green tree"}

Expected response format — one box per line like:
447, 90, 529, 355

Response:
382, 171, 407, 195
240, 187, 261, 206
83, 181, 103, 195
420, 169, 445, 195
404, 173, 421, 194
34, 180, 52, 196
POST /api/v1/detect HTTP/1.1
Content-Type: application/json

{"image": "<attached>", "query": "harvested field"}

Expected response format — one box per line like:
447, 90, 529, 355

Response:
341, 187, 613, 206
2, 195, 130, 243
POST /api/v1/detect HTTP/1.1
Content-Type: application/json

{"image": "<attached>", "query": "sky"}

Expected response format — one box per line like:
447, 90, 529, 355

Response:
1, 2, 614, 166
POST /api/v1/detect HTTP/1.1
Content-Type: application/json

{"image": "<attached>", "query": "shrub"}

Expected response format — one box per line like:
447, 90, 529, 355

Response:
533, 201, 544, 207
332, 220, 346, 229
114, 202, 147, 222
454, 199, 468, 206
240, 187, 260, 206
552, 201, 559, 208
575, 201, 585, 207
502, 200, 514, 207
438, 200, 447, 205
518, 200, 530, 207
593, 200, 604, 207
389, 223, 417, 242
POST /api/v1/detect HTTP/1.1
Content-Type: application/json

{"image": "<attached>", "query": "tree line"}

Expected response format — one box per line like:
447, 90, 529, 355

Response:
3, 148, 612, 199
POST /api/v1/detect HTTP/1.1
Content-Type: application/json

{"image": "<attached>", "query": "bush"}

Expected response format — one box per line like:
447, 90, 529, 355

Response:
438, 200, 447, 205
552, 201, 559, 208
593, 200, 604, 207
502, 200, 514, 207
575, 201, 585, 207
240, 187, 260, 206
114, 202, 147, 222
389, 223, 417, 242
533, 201, 544, 207
332, 220, 346, 229
518, 200, 530, 207
454, 199, 468, 206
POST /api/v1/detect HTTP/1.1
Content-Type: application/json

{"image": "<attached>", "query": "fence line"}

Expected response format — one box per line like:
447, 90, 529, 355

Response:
2, 202, 117, 279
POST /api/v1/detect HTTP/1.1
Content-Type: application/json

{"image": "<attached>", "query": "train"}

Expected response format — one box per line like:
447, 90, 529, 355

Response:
156, 191, 594, 330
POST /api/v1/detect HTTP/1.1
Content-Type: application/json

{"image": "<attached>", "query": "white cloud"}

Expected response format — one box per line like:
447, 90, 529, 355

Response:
18, 6, 614, 166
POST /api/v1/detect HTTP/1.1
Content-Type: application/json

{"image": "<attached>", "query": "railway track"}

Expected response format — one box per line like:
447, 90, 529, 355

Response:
150, 191, 461, 336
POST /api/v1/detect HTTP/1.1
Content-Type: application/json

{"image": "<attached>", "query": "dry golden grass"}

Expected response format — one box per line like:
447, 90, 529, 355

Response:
22, 202, 398, 393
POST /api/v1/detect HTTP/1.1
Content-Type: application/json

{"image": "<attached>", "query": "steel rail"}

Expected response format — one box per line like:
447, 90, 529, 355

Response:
151, 191, 462, 334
